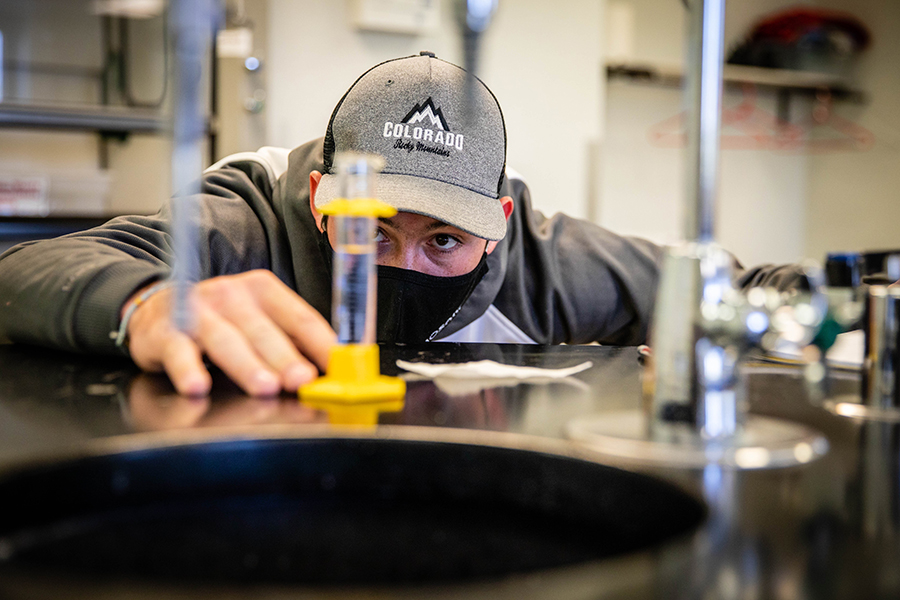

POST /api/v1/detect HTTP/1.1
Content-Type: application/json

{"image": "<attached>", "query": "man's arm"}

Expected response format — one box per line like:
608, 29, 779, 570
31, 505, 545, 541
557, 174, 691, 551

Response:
482, 176, 663, 346
0, 160, 335, 395
0, 211, 176, 354
0, 164, 276, 353
491, 177, 821, 347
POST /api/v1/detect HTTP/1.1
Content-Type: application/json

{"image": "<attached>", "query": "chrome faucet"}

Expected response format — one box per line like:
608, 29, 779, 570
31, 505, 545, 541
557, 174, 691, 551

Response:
170, 0, 218, 332
863, 285, 900, 411
567, 0, 829, 469
644, 0, 829, 464
862, 255, 900, 411
648, 244, 828, 441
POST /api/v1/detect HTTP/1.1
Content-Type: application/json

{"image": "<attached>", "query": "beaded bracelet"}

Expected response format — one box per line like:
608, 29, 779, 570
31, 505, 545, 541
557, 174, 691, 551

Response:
112, 280, 176, 348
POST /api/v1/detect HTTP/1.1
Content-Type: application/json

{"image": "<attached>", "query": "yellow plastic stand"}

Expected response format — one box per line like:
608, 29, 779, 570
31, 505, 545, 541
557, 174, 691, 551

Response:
302, 396, 404, 427
301, 194, 405, 424
299, 344, 406, 406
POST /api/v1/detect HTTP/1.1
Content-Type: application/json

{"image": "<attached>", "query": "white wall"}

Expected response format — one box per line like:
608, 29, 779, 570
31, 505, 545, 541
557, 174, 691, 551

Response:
600, 0, 900, 267
806, 0, 900, 260
266, 0, 603, 220
600, 0, 811, 267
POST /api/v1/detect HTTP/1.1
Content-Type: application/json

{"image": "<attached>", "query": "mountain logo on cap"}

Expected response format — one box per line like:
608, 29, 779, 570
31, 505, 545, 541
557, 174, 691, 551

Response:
401, 97, 449, 131
382, 96, 463, 155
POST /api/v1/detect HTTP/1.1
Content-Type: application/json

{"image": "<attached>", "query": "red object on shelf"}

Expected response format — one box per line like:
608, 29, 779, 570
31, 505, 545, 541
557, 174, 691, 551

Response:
750, 8, 871, 50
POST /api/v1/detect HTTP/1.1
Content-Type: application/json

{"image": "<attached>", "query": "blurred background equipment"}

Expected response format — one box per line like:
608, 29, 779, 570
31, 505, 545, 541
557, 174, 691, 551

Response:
728, 7, 871, 77
0, 0, 270, 252
0, 0, 897, 268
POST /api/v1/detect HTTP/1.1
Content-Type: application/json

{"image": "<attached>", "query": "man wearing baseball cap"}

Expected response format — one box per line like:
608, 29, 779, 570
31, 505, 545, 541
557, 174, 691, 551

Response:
0, 52, 801, 396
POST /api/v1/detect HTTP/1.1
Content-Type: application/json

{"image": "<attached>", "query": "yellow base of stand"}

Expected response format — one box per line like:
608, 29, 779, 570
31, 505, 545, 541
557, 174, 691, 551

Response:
299, 344, 406, 404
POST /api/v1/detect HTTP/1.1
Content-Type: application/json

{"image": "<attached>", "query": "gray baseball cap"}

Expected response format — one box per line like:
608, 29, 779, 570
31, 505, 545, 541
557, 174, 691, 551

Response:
314, 52, 508, 241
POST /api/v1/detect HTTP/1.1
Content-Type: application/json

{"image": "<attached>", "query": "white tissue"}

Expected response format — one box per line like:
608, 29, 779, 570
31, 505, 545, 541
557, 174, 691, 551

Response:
396, 359, 592, 379
396, 359, 593, 396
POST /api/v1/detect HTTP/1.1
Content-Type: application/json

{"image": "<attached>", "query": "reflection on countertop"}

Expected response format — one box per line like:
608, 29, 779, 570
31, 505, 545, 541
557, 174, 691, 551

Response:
1, 342, 899, 598
0, 343, 640, 451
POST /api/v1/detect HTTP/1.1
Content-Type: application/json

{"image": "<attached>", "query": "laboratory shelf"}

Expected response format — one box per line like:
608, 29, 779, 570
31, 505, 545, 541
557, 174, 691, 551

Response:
606, 60, 864, 101
0, 101, 166, 133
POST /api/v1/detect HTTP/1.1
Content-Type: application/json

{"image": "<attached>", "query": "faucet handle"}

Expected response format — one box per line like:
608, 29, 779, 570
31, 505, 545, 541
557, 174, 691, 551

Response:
697, 259, 828, 354
755, 260, 829, 352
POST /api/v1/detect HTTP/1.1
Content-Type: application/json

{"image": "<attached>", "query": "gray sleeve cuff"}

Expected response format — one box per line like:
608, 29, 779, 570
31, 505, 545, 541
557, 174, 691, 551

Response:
73, 263, 171, 356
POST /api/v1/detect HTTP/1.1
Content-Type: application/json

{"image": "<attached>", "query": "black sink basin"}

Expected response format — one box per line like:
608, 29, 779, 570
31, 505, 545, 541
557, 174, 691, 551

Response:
0, 435, 704, 588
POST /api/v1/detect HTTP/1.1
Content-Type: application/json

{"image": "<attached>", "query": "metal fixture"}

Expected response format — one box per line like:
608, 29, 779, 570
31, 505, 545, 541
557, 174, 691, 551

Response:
169, 0, 218, 332
862, 286, 900, 410
826, 283, 900, 421
456, 0, 498, 118
566, 0, 829, 469
819, 251, 900, 421
0, 102, 164, 133
683, 0, 724, 244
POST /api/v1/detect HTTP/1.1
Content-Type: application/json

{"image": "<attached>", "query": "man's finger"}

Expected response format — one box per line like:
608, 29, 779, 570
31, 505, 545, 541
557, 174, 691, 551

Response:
251, 274, 337, 371
194, 305, 282, 396
161, 330, 212, 397
213, 289, 320, 391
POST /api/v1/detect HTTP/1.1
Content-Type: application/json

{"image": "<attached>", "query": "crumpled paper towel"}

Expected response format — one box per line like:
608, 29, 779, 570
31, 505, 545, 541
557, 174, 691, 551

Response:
396, 359, 593, 396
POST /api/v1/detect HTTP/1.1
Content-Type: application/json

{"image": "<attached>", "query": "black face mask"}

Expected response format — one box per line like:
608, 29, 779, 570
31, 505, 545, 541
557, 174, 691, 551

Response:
318, 222, 489, 343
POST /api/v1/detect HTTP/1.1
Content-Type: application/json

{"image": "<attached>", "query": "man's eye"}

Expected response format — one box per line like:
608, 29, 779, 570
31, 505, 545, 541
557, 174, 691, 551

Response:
374, 229, 386, 242
433, 234, 460, 250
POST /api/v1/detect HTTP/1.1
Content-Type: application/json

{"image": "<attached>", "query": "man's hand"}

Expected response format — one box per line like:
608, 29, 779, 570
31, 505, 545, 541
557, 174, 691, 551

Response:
126, 270, 336, 397
126, 373, 327, 431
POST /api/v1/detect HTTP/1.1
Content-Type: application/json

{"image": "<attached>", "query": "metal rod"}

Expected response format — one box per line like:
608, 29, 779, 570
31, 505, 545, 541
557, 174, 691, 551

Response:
863, 287, 900, 410
650, 0, 731, 437
208, 24, 219, 164
457, 0, 497, 121
0, 102, 164, 132
684, 0, 725, 243
169, 0, 216, 333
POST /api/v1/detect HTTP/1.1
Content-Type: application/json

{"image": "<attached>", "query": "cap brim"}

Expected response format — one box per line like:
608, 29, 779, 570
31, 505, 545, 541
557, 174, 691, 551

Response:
315, 173, 507, 241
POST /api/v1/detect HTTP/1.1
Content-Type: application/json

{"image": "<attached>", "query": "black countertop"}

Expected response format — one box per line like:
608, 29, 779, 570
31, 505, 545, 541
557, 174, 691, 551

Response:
0, 342, 895, 598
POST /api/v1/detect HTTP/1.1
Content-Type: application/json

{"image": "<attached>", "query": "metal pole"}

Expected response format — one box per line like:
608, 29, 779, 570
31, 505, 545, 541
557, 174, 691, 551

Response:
169, 0, 216, 332
457, 0, 498, 121
650, 0, 730, 436
684, 0, 725, 244
862, 287, 900, 410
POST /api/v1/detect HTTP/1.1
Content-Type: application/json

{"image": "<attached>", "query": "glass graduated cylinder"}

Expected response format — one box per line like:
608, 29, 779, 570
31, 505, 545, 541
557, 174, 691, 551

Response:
332, 215, 377, 345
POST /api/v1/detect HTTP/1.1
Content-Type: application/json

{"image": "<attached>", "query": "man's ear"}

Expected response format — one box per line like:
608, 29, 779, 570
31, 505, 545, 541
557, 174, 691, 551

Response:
309, 171, 324, 232
499, 196, 514, 220
486, 196, 514, 255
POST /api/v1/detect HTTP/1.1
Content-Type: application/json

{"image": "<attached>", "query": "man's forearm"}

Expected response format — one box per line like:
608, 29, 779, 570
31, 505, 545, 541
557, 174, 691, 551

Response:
0, 237, 169, 354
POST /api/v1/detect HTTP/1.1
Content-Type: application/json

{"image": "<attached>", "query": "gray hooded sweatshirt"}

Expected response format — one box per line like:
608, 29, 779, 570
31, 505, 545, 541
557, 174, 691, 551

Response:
0, 138, 805, 355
